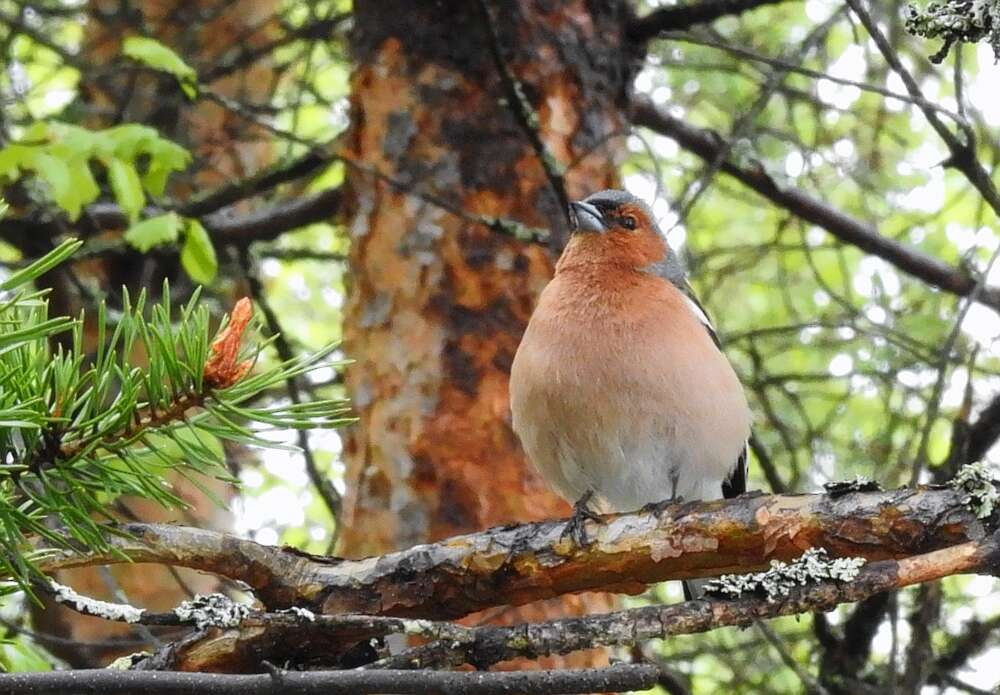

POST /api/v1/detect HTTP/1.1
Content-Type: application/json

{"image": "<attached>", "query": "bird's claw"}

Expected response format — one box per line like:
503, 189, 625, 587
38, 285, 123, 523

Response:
562, 490, 602, 548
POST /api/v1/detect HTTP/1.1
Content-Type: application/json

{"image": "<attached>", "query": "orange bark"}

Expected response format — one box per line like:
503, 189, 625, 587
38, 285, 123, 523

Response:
338, 0, 630, 669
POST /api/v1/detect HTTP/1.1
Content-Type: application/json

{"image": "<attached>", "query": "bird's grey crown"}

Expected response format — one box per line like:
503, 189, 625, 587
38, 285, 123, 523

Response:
582, 189, 651, 217
582, 189, 660, 237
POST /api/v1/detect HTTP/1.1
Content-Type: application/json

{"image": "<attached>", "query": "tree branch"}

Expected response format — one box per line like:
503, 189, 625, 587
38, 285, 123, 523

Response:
627, 0, 795, 43
0, 186, 343, 257
144, 531, 1000, 673
630, 97, 1000, 313
476, 0, 572, 243
238, 248, 343, 539
19, 481, 998, 673
844, 0, 1000, 221
0, 663, 659, 695
369, 534, 999, 672
33, 485, 994, 620
179, 150, 335, 218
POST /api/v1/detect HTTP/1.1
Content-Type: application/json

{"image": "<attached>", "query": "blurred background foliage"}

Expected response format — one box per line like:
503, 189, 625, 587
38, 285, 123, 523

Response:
0, 0, 998, 692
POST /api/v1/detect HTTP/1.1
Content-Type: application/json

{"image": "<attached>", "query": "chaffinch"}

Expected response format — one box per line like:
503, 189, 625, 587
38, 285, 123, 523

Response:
509, 189, 751, 599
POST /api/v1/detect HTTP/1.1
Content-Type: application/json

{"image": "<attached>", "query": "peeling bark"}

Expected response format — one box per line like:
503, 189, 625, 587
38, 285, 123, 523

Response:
38, 486, 995, 619
337, 0, 630, 668
27, 486, 998, 672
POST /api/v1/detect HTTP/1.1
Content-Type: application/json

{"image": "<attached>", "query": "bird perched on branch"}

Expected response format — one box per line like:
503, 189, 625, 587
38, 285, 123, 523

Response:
509, 189, 751, 599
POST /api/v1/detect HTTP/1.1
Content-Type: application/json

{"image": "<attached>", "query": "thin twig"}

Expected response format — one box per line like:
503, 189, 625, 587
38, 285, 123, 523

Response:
0, 664, 659, 695
476, 0, 572, 244
238, 249, 343, 538
844, 0, 1000, 220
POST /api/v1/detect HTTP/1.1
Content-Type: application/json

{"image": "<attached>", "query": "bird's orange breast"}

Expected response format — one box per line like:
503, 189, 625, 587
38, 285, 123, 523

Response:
509, 264, 751, 510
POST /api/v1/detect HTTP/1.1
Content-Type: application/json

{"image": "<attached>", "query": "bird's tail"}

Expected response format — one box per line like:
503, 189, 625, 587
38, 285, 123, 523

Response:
682, 579, 711, 601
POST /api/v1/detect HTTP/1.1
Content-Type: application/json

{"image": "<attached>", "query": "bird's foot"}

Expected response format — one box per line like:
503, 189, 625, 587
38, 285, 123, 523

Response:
562, 490, 602, 548
641, 496, 682, 519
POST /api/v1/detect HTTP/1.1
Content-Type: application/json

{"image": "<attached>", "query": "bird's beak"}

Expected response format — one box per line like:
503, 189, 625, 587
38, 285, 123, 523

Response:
569, 201, 606, 234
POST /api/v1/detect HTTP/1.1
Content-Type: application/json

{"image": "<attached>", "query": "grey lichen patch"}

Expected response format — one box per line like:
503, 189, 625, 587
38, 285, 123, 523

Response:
704, 548, 866, 602
174, 593, 250, 630
481, 216, 548, 243
106, 652, 151, 670
824, 476, 883, 497
400, 618, 473, 642
359, 292, 393, 329
905, 0, 1000, 62
511, 79, 540, 131
384, 111, 418, 161
279, 606, 316, 621
50, 581, 145, 624
950, 461, 1000, 519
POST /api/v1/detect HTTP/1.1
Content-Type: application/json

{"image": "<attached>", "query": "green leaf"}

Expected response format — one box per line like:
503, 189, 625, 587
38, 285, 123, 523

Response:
124, 213, 181, 253
67, 163, 101, 219
123, 37, 199, 98
105, 124, 158, 162
107, 158, 145, 222
180, 220, 218, 285
31, 153, 73, 212
142, 140, 191, 196
0, 144, 33, 180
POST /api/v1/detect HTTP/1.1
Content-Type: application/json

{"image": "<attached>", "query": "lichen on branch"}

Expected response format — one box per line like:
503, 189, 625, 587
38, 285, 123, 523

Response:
950, 461, 1000, 518
905, 0, 1000, 63
704, 548, 866, 601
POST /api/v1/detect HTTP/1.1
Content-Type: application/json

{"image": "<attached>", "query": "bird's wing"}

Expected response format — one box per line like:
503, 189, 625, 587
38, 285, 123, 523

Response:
678, 279, 748, 498
722, 445, 748, 498
678, 279, 722, 349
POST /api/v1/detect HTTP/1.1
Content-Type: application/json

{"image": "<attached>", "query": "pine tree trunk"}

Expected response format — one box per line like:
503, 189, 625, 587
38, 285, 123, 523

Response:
339, 0, 631, 666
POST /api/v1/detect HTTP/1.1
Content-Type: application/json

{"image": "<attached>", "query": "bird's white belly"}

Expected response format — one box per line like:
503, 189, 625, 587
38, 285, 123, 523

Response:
543, 392, 732, 511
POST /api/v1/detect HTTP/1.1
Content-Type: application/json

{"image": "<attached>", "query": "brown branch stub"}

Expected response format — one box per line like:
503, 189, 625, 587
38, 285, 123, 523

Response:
204, 298, 254, 389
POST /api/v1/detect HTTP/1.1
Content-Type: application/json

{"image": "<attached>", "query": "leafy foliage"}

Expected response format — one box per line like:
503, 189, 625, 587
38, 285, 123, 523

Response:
123, 212, 181, 252
123, 37, 199, 99
179, 220, 219, 285
0, 122, 190, 221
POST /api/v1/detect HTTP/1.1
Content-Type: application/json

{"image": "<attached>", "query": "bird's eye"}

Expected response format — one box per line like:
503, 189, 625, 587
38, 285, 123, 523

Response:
621, 216, 637, 230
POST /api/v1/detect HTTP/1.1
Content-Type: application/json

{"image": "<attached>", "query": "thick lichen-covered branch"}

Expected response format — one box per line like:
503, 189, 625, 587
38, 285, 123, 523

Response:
16, 476, 998, 673
31, 483, 997, 620
368, 534, 999, 672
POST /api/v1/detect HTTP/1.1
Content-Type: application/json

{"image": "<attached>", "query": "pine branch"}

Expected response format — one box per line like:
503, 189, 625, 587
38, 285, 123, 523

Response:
0, 243, 349, 595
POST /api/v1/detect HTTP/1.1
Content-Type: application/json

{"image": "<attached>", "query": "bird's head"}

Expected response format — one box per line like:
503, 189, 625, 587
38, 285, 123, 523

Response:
562, 189, 672, 272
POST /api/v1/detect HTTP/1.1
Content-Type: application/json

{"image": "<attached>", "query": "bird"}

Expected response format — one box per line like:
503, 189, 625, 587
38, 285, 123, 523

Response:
509, 189, 751, 599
